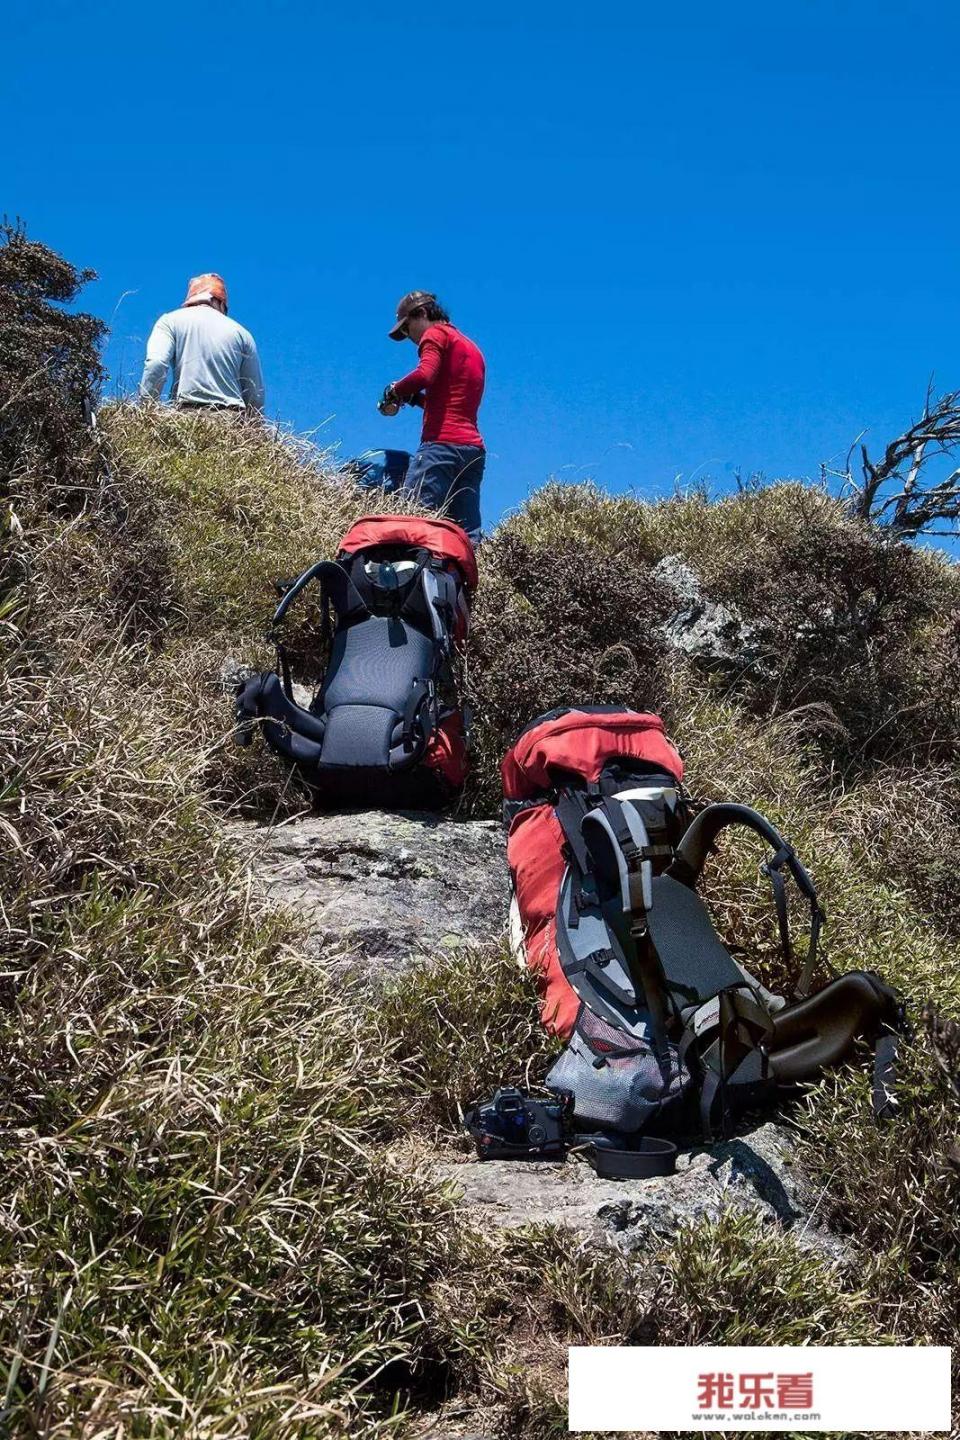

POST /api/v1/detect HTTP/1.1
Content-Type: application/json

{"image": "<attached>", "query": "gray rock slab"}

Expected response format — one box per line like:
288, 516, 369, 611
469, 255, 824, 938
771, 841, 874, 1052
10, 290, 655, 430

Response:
440, 1122, 849, 1262
408, 1421, 490, 1440
652, 553, 765, 676
228, 810, 508, 975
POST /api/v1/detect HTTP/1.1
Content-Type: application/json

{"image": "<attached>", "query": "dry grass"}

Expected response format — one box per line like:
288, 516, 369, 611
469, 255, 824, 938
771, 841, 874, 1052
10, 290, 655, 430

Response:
1, 406, 460, 1435
415, 1210, 897, 1438
376, 943, 560, 1140
0, 624, 461, 1435
104, 404, 424, 647
5, 395, 960, 1435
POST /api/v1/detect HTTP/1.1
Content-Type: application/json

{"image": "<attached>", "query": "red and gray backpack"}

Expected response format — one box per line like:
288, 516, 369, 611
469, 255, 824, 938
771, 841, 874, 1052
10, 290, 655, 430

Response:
503, 706, 908, 1167
236, 515, 476, 806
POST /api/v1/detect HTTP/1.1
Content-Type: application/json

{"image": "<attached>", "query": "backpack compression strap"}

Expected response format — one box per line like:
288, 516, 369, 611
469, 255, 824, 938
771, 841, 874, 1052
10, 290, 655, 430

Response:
421, 563, 466, 654
669, 803, 825, 998
554, 789, 676, 923
554, 789, 600, 920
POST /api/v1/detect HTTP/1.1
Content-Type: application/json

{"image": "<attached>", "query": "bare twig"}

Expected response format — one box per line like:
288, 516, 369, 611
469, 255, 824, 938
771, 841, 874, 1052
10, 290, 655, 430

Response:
837, 385, 960, 538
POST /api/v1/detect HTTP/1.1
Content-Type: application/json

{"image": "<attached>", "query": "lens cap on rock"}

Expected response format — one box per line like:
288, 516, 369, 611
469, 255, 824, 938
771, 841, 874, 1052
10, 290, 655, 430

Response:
581, 1136, 677, 1179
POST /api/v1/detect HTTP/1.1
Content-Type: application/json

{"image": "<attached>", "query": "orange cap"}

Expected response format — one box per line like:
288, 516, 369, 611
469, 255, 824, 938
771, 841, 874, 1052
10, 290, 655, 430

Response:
183, 273, 228, 311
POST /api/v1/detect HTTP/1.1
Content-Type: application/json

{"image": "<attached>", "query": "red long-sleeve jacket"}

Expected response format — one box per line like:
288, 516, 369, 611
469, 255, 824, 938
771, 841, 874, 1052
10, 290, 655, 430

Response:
392, 323, 485, 447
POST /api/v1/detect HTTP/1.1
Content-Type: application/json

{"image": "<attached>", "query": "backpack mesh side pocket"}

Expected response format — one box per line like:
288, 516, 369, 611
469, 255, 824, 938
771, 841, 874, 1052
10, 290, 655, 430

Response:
546, 1005, 691, 1134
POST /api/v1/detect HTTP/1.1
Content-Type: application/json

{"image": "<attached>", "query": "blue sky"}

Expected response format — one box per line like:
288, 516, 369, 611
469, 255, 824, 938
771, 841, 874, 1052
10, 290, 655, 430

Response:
5, 0, 959, 531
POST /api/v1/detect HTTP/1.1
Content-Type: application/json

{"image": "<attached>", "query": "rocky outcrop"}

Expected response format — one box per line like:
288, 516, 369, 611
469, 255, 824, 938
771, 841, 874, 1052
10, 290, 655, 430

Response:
441, 1122, 848, 1262
230, 807, 848, 1273
228, 810, 508, 975
652, 553, 764, 675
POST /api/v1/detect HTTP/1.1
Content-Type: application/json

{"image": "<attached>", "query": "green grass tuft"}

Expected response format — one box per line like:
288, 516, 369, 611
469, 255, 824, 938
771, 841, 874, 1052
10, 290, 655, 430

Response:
376, 943, 560, 1137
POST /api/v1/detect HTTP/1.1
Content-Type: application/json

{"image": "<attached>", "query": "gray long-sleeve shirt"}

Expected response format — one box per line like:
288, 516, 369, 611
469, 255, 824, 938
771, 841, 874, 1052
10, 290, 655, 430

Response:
139, 303, 265, 410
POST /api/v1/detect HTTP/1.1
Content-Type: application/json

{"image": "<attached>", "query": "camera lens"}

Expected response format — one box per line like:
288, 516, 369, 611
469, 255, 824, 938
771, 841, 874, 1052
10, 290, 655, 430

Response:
528, 1123, 547, 1145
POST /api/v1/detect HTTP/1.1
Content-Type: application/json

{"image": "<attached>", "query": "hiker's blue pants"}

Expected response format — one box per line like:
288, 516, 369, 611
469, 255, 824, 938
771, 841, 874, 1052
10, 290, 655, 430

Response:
403, 442, 484, 545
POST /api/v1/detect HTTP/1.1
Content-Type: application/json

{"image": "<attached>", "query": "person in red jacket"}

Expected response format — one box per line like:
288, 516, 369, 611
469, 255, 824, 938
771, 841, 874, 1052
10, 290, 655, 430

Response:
380, 291, 485, 544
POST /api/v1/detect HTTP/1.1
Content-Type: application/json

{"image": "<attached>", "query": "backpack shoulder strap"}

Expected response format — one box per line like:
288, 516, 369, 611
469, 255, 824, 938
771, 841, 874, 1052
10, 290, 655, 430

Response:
670, 803, 825, 998
416, 557, 466, 656
267, 559, 369, 699
581, 795, 673, 913
271, 559, 367, 628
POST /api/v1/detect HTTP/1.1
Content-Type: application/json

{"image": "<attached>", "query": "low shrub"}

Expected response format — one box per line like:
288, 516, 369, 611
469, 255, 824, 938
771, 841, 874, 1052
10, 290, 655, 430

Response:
0, 222, 104, 500
471, 479, 960, 795
467, 517, 673, 814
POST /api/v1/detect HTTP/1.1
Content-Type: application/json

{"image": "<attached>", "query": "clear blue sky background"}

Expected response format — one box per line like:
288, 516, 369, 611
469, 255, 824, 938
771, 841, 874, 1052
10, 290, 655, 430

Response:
5, 0, 958, 531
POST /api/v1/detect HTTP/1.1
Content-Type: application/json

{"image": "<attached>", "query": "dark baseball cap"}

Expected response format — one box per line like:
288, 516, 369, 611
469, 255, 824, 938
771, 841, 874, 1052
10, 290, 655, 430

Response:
389, 290, 436, 340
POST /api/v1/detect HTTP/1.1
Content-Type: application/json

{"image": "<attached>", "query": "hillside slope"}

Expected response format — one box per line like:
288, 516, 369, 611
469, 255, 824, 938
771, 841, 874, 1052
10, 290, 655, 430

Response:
2, 235, 959, 1437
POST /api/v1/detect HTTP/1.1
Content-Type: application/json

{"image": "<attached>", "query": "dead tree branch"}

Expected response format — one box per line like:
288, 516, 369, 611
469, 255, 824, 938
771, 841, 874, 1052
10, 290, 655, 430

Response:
839, 386, 960, 539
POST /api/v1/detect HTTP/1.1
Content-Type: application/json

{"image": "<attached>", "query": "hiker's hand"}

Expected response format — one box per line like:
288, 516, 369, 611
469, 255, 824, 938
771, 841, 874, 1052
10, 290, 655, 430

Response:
378, 384, 401, 416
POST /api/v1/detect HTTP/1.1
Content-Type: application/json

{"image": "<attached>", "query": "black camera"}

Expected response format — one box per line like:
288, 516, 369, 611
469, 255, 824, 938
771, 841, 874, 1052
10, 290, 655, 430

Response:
463, 1086, 573, 1160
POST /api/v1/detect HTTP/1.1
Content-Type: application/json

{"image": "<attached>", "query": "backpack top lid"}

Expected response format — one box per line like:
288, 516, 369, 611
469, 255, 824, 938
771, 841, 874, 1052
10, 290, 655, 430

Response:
502, 705, 683, 801
339, 514, 478, 592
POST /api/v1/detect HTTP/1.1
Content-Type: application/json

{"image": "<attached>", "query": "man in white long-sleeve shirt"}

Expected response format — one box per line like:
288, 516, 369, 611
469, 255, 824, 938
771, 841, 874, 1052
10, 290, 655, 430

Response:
139, 273, 265, 412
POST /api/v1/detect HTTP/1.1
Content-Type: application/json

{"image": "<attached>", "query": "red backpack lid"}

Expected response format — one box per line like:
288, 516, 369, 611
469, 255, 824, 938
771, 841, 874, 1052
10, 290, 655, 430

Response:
338, 514, 478, 591
501, 706, 683, 800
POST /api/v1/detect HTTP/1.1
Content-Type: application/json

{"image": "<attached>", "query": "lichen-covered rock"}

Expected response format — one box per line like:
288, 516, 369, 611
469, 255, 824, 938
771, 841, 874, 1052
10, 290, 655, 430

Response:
652, 553, 764, 675
440, 1122, 849, 1262
229, 810, 508, 974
